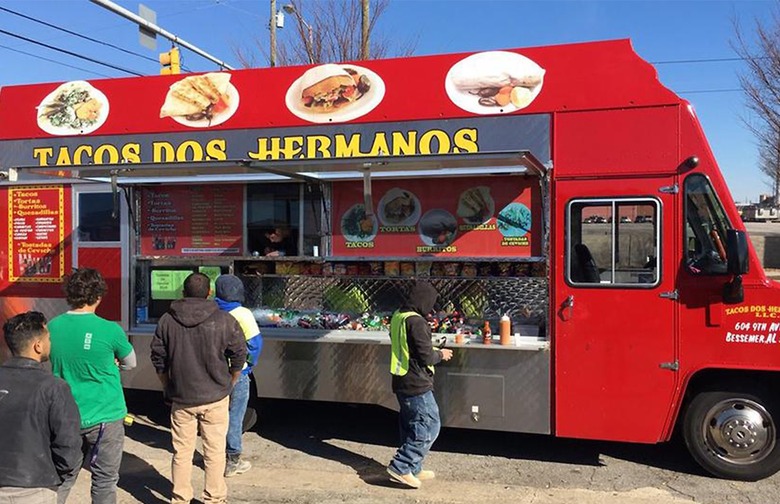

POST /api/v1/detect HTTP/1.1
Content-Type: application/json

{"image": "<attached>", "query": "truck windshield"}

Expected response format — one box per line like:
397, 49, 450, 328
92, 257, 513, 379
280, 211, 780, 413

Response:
684, 174, 731, 275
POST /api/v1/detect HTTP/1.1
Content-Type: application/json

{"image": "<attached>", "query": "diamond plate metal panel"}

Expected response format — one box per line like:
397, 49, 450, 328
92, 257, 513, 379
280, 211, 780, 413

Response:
240, 275, 548, 323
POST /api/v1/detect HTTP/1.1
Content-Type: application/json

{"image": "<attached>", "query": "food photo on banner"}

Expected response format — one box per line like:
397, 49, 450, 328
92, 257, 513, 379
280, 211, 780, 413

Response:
331, 176, 541, 258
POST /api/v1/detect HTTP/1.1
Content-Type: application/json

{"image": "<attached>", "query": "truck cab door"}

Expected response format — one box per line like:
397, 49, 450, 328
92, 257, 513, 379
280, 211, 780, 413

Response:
72, 185, 129, 327
553, 178, 678, 442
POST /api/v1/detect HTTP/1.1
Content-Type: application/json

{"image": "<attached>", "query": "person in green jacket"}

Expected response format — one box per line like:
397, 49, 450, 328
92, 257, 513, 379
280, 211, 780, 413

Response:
49, 268, 136, 504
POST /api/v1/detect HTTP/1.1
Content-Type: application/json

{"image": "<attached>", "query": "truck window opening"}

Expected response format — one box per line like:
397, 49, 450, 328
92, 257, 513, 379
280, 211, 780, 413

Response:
77, 192, 120, 243
684, 174, 730, 275
568, 198, 659, 287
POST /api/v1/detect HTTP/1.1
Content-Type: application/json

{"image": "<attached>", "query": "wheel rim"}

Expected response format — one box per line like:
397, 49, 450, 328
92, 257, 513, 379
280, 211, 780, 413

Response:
702, 398, 776, 465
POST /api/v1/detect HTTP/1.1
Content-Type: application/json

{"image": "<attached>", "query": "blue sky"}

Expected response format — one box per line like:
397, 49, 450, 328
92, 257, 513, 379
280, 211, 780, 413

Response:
0, 0, 775, 202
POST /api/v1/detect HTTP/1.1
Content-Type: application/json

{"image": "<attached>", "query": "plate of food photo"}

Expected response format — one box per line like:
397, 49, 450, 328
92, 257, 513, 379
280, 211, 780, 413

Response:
377, 188, 421, 227
497, 202, 532, 237
418, 209, 458, 247
457, 186, 495, 224
36, 80, 109, 136
285, 63, 385, 124
445, 51, 545, 115
341, 203, 379, 242
160, 72, 239, 128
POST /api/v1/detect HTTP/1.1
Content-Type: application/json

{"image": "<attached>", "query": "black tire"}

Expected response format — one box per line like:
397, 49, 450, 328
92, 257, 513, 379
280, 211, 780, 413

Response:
683, 389, 780, 481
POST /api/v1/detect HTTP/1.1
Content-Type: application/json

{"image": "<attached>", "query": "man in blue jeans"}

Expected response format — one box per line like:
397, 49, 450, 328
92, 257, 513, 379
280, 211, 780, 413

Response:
387, 281, 453, 489
215, 275, 263, 477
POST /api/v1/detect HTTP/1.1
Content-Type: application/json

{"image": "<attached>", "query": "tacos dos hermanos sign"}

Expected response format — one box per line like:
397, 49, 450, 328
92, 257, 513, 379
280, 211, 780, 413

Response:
0, 116, 550, 170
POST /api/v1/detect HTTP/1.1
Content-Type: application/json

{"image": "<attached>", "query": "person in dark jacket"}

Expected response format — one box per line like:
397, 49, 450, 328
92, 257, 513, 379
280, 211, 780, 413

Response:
150, 273, 247, 504
386, 281, 453, 489
0, 311, 81, 504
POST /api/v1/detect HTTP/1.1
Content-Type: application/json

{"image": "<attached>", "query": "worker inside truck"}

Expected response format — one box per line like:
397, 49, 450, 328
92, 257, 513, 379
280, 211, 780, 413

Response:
245, 182, 323, 257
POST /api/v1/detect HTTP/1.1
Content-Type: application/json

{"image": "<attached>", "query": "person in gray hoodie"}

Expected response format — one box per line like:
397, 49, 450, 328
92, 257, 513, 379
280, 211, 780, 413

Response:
151, 272, 246, 504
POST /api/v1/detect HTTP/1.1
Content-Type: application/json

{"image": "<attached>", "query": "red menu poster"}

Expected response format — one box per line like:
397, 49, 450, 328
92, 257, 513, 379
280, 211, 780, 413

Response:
8, 186, 67, 282
140, 185, 244, 256
331, 176, 541, 257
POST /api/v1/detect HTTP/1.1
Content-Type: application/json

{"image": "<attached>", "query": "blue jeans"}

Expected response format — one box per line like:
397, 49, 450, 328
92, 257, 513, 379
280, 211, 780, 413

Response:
388, 390, 441, 476
227, 373, 250, 456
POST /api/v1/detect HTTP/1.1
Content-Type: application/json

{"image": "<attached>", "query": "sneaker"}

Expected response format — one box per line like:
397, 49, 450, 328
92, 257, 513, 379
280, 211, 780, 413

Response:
225, 457, 252, 477
415, 470, 435, 481
386, 468, 421, 489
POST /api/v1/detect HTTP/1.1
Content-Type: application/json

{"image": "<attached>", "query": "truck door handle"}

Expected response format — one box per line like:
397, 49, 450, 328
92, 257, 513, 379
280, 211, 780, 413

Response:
559, 295, 574, 321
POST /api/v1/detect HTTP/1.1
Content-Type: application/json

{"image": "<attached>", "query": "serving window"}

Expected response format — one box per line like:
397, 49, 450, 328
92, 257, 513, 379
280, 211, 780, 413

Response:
246, 182, 323, 257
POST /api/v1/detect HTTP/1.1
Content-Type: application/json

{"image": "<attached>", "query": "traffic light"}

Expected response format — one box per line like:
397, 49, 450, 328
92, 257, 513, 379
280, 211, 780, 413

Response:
159, 47, 181, 75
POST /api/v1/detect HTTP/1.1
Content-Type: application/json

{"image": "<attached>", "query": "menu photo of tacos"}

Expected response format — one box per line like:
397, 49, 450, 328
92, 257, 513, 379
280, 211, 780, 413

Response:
377, 188, 421, 227
160, 72, 239, 127
286, 63, 385, 123
445, 51, 545, 115
457, 186, 495, 225
340, 203, 378, 243
36, 80, 109, 136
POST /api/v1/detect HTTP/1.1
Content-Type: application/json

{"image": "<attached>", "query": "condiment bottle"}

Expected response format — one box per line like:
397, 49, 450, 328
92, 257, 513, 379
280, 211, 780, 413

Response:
499, 314, 512, 345
482, 320, 492, 345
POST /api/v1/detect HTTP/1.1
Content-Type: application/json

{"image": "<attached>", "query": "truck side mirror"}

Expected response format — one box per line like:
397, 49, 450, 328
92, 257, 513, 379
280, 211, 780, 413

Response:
726, 230, 749, 275
723, 230, 748, 304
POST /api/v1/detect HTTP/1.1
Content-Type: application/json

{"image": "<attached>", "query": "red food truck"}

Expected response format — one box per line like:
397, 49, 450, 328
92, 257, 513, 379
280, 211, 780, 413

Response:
1, 39, 777, 481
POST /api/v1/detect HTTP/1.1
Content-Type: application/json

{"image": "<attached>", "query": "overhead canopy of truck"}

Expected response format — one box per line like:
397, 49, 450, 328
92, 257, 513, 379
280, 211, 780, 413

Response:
0, 38, 678, 183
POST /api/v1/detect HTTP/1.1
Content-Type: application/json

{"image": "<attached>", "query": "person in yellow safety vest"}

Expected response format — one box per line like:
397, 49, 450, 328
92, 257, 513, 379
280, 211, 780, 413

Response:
386, 281, 453, 489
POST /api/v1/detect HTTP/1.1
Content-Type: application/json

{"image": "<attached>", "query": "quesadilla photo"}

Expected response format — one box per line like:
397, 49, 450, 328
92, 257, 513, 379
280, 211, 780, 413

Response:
160, 72, 237, 126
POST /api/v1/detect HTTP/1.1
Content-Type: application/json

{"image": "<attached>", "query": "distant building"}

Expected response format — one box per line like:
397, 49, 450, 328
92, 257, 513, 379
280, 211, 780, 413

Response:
740, 195, 779, 222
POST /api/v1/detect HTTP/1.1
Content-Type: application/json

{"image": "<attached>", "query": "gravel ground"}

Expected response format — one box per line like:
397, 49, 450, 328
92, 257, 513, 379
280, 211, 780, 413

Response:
63, 222, 780, 503
62, 392, 780, 504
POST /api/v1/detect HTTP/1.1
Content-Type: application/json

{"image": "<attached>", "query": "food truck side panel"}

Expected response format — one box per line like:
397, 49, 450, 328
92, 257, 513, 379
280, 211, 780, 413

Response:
672, 106, 780, 428
551, 105, 681, 443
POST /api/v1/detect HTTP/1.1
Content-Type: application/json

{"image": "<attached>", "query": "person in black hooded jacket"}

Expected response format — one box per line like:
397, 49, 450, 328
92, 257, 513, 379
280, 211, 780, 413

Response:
150, 273, 246, 504
386, 281, 453, 489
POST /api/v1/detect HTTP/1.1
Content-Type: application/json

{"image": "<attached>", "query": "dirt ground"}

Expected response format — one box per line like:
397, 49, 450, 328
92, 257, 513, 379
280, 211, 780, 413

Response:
62, 392, 780, 504
53, 222, 780, 503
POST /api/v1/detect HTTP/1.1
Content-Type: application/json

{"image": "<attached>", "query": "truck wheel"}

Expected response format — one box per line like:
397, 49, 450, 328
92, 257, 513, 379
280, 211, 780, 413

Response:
683, 390, 780, 480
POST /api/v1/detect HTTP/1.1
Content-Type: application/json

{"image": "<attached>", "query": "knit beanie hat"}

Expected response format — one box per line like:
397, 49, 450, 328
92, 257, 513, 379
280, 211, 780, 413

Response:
215, 274, 245, 303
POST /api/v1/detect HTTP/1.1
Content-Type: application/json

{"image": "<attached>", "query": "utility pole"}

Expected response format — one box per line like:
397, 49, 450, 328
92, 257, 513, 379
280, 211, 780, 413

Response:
270, 0, 277, 67
360, 0, 369, 60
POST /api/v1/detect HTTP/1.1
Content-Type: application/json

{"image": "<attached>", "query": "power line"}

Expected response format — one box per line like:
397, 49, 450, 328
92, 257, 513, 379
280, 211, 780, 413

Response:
678, 88, 743, 94
651, 56, 746, 65
0, 5, 159, 64
0, 43, 112, 78
0, 28, 144, 76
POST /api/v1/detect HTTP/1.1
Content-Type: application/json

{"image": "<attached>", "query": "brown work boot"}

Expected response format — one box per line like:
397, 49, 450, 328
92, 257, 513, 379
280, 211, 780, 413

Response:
415, 469, 435, 481
386, 468, 421, 489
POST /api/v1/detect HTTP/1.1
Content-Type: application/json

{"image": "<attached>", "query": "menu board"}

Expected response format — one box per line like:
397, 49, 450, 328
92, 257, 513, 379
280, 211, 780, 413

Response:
140, 185, 243, 256
331, 176, 540, 257
7, 186, 66, 282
